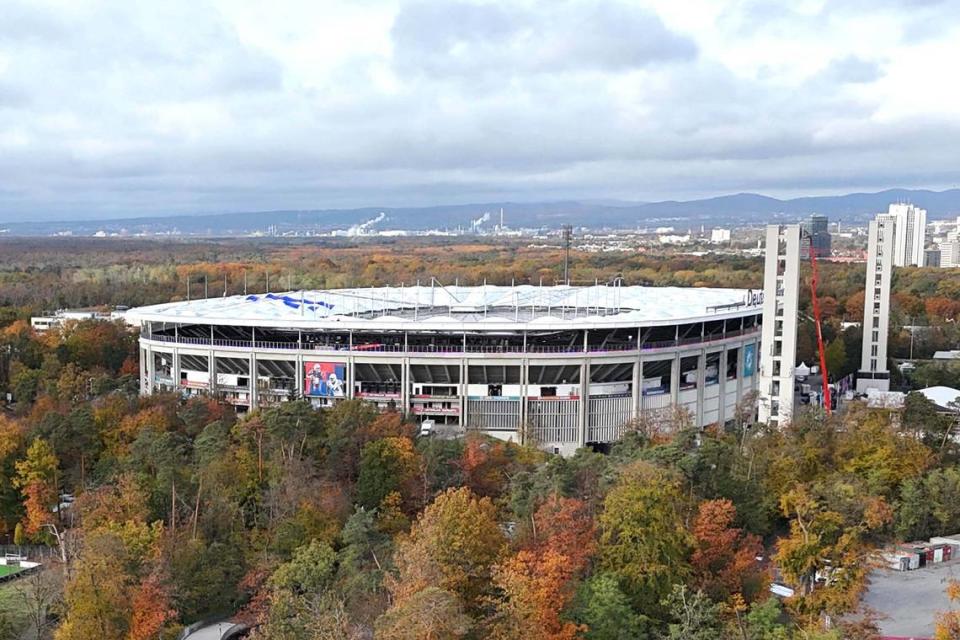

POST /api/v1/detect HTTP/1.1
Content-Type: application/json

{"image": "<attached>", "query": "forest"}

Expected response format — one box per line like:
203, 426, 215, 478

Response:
2, 237, 960, 638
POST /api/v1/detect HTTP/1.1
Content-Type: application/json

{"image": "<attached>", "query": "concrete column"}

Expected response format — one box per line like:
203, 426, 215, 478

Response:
670, 352, 680, 407
520, 357, 528, 434
172, 348, 180, 394
143, 346, 152, 395
208, 351, 216, 397
139, 347, 146, 395
347, 355, 356, 399
718, 347, 728, 425
736, 341, 744, 405
578, 361, 589, 447
631, 359, 641, 420
401, 357, 410, 416
249, 352, 257, 409
696, 350, 706, 427
296, 351, 304, 400
460, 357, 468, 428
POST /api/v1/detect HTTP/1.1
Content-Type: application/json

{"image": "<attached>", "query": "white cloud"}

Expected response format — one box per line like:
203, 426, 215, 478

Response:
0, 0, 958, 220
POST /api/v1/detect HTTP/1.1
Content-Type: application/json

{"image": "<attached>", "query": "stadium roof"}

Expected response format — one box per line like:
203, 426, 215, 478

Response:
128, 284, 761, 331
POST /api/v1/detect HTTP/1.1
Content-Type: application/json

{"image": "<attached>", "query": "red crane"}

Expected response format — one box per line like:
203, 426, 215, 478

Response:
806, 235, 832, 415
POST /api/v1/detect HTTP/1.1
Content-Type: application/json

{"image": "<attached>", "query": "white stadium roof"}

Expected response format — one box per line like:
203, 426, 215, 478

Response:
128, 284, 761, 331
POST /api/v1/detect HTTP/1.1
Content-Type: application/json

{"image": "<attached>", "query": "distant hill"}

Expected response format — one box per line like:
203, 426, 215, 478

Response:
3, 188, 959, 236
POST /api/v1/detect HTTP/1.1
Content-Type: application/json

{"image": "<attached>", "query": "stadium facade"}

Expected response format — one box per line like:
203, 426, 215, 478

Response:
129, 284, 761, 455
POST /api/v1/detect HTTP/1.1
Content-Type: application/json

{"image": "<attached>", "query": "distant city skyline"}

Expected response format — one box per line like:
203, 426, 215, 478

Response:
1, 0, 959, 220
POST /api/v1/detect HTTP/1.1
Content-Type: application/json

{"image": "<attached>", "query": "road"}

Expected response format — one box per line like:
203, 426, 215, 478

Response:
862, 563, 959, 638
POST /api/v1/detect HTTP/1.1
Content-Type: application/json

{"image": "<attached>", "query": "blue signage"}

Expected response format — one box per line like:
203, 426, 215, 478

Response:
743, 343, 756, 378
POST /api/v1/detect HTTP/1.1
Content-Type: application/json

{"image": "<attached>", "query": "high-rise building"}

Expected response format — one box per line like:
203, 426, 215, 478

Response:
886, 203, 927, 266
801, 214, 832, 259
857, 214, 895, 393
926, 248, 942, 268
759, 224, 801, 426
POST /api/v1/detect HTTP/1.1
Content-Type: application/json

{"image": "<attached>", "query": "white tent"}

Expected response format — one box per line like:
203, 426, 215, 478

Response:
918, 386, 960, 410
795, 362, 811, 378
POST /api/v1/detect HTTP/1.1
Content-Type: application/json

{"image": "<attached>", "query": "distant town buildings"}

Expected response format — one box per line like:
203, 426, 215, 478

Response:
925, 248, 942, 268
886, 203, 927, 266
931, 216, 960, 268
31, 308, 130, 333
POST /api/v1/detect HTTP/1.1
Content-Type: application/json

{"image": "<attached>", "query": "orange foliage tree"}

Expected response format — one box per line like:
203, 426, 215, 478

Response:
489, 496, 596, 639
690, 499, 765, 603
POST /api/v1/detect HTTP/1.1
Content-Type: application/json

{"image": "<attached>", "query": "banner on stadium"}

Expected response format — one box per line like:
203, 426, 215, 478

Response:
304, 362, 347, 397
743, 344, 756, 378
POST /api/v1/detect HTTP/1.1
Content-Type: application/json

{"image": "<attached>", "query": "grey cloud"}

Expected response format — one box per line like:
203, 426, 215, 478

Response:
817, 56, 885, 84
391, 0, 696, 78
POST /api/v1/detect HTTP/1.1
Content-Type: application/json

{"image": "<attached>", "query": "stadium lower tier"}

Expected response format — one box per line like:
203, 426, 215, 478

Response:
139, 330, 759, 455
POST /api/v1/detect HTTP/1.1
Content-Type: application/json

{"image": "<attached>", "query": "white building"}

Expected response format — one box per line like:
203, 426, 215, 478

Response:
886, 203, 927, 267
758, 224, 801, 426
711, 228, 732, 243
857, 215, 895, 393
939, 240, 960, 268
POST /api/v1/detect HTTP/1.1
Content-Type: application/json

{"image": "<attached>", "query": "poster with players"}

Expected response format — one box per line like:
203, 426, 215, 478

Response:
742, 344, 756, 378
304, 362, 346, 397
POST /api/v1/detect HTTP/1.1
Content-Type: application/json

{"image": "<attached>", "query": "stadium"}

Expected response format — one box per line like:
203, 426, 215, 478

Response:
129, 284, 762, 455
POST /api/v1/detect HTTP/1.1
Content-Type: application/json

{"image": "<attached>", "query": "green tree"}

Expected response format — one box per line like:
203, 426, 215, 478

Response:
661, 585, 723, 640
355, 436, 418, 510
823, 339, 846, 382
572, 573, 648, 640
257, 540, 339, 640
597, 461, 692, 619
744, 597, 791, 640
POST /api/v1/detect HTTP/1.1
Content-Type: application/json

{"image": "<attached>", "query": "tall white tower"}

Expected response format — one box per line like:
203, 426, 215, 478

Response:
758, 224, 802, 426
857, 214, 895, 393
887, 203, 927, 267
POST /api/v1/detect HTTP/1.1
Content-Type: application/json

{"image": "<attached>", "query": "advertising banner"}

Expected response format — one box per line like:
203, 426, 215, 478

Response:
743, 344, 756, 378
304, 362, 346, 397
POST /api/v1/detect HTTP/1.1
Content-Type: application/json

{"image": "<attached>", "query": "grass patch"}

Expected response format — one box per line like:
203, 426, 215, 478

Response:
0, 566, 21, 579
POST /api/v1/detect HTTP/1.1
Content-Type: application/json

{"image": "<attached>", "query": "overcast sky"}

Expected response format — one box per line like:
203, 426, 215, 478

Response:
1, 0, 959, 221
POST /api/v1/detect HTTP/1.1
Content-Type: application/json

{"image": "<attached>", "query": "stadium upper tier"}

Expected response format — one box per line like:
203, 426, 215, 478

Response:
128, 284, 761, 330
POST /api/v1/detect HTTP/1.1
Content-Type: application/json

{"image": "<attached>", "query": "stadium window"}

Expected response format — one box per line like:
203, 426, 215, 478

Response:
487, 384, 502, 397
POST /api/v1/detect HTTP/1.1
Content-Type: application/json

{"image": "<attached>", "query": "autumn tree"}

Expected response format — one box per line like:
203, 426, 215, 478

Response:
56, 532, 135, 640
935, 579, 960, 640
355, 436, 419, 510
383, 487, 505, 618
488, 496, 595, 639
375, 587, 473, 640
127, 571, 178, 640
775, 481, 891, 617
690, 499, 765, 603
14, 437, 59, 537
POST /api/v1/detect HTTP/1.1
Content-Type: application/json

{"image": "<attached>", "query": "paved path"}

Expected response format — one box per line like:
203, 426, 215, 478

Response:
183, 622, 245, 640
862, 563, 960, 638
